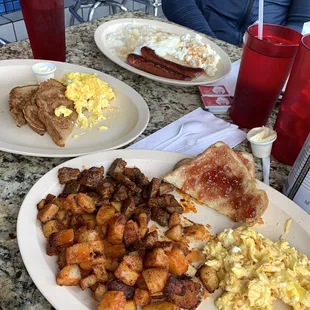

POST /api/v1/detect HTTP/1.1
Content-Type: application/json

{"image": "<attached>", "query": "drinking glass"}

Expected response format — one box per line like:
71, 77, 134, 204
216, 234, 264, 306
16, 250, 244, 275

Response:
272, 34, 310, 165
20, 0, 66, 61
230, 24, 302, 128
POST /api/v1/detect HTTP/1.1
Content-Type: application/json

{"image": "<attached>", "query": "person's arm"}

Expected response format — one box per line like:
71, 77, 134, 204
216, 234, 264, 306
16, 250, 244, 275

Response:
285, 0, 310, 32
162, 0, 216, 37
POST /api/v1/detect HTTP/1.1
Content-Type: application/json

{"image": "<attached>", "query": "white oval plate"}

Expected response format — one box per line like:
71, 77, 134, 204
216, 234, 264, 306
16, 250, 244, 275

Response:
94, 18, 231, 86
17, 150, 310, 310
0, 60, 149, 157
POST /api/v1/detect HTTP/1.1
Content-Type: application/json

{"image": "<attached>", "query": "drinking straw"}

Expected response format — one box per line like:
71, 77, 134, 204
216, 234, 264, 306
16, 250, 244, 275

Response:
258, 0, 264, 39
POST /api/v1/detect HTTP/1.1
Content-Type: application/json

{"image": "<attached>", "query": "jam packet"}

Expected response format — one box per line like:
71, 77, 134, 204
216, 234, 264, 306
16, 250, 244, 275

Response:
198, 85, 229, 96
201, 96, 232, 113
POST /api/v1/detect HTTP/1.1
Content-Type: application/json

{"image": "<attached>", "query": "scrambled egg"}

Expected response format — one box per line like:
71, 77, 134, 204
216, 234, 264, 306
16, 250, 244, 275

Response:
203, 226, 310, 310
60, 72, 115, 129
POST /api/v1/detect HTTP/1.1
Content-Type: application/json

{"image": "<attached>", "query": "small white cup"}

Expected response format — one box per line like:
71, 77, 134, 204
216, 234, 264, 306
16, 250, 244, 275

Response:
247, 127, 277, 158
32, 62, 56, 83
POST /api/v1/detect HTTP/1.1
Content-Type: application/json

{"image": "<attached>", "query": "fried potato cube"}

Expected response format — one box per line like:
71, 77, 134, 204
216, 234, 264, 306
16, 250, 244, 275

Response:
55, 210, 72, 228
184, 224, 209, 240
111, 201, 122, 213
124, 300, 137, 310
184, 264, 197, 278
104, 257, 120, 272
76, 193, 96, 213
142, 268, 169, 294
42, 220, 59, 239
93, 264, 108, 283
134, 289, 151, 307
57, 250, 67, 269
107, 214, 126, 245
80, 261, 93, 271
145, 231, 158, 248
92, 283, 108, 302
91, 255, 106, 266
90, 240, 105, 256
96, 205, 115, 226
123, 255, 143, 273
82, 214, 96, 229
104, 241, 126, 258
124, 220, 140, 247
66, 243, 94, 264
137, 213, 148, 238
78, 229, 100, 243
165, 225, 183, 242
115, 261, 140, 286
168, 213, 181, 228
135, 276, 148, 290
80, 274, 97, 290
37, 203, 59, 223
37, 199, 46, 211
56, 264, 81, 286
198, 265, 219, 293
166, 248, 188, 276
65, 193, 95, 214
144, 248, 169, 269
98, 291, 126, 310
46, 229, 74, 256
142, 301, 179, 310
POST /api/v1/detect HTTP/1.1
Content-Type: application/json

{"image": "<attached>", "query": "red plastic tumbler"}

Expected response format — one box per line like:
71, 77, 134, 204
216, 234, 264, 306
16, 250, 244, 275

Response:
272, 34, 310, 165
230, 24, 302, 128
20, 0, 66, 61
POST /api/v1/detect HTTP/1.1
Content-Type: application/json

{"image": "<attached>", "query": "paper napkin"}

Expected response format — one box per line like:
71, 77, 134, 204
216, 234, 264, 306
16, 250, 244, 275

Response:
128, 108, 246, 156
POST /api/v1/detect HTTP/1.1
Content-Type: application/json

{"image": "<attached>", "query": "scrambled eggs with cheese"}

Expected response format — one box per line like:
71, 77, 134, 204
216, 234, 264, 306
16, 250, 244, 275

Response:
59, 72, 115, 129
203, 226, 310, 310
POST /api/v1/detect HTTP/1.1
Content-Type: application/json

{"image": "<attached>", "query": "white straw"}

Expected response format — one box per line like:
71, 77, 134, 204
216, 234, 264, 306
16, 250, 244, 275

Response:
258, 0, 264, 39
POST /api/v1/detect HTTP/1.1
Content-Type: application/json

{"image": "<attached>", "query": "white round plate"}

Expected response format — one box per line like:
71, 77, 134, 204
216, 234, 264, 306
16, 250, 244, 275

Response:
94, 18, 232, 86
0, 59, 149, 157
17, 150, 310, 310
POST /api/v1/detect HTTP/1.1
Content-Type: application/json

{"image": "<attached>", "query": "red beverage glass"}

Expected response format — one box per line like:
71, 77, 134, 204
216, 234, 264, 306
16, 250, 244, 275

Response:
230, 24, 302, 128
20, 0, 66, 61
272, 34, 310, 165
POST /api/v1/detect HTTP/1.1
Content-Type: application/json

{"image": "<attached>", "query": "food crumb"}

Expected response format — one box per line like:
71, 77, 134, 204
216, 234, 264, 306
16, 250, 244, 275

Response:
149, 224, 157, 232
284, 218, 292, 233
99, 126, 108, 131
73, 134, 79, 139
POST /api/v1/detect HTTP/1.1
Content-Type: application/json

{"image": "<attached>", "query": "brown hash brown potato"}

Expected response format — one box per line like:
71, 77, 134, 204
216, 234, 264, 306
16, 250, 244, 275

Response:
37, 158, 210, 309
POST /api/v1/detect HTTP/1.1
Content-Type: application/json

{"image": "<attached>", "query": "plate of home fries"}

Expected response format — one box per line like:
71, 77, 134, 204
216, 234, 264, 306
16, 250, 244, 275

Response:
17, 145, 310, 310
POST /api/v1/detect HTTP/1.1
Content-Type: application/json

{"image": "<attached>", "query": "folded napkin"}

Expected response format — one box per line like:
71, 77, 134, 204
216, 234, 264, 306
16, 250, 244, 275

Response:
128, 108, 246, 156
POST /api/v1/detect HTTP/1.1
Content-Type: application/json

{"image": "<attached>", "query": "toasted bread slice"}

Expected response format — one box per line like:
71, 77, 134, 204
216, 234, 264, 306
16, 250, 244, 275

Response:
9, 85, 38, 127
35, 79, 77, 147
174, 152, 256, 179
163, 142, 268, 225
236, 152, 256, 179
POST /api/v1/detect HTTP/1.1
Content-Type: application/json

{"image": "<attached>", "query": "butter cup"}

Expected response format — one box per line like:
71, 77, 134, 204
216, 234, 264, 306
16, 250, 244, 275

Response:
247, 128, 277, 158
32, 62, 56, 83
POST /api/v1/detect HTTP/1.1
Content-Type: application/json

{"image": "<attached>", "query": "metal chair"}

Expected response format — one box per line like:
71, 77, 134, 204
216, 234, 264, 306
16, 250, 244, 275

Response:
69, 0, 128, 26
134, 0, 161, 17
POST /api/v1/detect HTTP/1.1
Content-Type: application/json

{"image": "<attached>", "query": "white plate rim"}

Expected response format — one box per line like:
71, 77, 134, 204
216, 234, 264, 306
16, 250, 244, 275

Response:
17, 149, 310, 310
0, 59, 150, 158
94, 18, 232, 86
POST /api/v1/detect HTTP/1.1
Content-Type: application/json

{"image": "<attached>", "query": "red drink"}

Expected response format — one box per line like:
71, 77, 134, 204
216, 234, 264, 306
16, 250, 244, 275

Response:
20, 0, 66, 61
272, 34, 310, 165
230, 24, 301, 128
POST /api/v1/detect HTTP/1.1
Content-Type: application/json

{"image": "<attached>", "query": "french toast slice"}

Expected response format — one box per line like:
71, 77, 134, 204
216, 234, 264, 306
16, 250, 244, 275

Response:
9, 85, 39, 127
35, 79, 78, 147
163, 142, 268, 225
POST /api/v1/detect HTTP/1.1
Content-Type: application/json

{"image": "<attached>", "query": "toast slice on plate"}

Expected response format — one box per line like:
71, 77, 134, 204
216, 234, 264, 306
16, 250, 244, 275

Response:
35, 79, 78, 147
9, 85, 39, 127
163, 142, 268, 225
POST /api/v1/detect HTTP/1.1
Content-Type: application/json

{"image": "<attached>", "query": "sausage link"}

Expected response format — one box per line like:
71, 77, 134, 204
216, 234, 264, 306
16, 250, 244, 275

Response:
141, 46, 205, 78
127, 54, 191, 81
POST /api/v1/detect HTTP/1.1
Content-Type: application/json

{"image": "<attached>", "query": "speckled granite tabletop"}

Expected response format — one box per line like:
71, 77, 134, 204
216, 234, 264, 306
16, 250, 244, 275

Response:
0, 10, 292, 310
